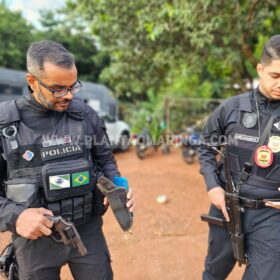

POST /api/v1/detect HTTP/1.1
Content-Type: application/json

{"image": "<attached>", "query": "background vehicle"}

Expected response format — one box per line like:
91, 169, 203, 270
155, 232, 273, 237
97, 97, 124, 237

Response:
136, 127, 157, 159
135, 116, 170, 159
0, 68, 130, 151
79, 82, 130, 151
181, 126, 201, 164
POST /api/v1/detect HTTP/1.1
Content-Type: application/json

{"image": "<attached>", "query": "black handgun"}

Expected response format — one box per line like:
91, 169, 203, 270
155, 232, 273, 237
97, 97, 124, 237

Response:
200, 214, 227, 227
47, 216, 87, 256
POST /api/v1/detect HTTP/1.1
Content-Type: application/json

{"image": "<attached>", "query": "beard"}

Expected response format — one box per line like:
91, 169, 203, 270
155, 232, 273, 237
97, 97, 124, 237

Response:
37, 89, 55, 110
37, 90, 72, 112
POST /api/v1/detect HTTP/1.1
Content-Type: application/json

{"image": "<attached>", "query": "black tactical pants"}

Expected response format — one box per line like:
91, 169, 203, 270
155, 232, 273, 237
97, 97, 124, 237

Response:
202, 204, 236, 280
242, 207, 280, 280
14, 216, 113, 280
203, 204, 280, 280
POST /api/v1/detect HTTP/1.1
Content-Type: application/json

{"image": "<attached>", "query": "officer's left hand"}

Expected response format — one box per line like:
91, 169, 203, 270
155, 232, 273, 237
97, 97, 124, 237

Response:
126, 188, 135, 213
264, 200, 280, 209
103, 188, 135, 213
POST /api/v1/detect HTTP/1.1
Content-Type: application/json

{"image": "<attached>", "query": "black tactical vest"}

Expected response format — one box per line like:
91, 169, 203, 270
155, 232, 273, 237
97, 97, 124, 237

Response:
0, 97, 105, 225
228, 92, 280, 190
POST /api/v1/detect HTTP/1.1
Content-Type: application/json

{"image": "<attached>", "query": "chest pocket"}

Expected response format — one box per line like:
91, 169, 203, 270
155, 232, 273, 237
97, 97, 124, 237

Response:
42, 159, 92, 202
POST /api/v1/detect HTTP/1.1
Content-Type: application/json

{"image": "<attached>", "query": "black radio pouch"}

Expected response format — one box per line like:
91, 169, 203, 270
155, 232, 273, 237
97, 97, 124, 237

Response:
41, 159, 93, 224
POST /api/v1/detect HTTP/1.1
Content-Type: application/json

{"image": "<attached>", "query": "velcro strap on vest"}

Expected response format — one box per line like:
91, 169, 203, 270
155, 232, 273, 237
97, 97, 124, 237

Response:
9, 167, 42, 179
97, 176, 133, 231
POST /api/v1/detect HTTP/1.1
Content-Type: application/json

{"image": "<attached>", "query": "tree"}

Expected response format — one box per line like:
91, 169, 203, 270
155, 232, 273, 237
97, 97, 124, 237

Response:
0, 2, 35, 70
36, 11, 110, 82
66, 0, 280, 100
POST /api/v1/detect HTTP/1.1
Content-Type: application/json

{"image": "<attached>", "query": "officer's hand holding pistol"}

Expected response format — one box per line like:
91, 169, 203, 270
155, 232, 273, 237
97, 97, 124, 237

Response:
208, 186, 230, 221
15, 208, 54, 240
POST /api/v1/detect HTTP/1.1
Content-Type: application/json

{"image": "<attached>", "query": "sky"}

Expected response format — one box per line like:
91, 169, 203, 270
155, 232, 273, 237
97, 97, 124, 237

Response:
6, 0, 66, 28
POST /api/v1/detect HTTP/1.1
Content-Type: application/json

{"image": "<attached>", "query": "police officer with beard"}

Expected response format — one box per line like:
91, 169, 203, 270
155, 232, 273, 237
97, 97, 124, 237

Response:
199, 34, 280, 280
0, 40, 135, 280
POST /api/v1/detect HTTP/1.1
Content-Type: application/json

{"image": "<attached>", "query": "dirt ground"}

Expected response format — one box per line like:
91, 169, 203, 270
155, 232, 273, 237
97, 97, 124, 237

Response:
0, 147, 245, 280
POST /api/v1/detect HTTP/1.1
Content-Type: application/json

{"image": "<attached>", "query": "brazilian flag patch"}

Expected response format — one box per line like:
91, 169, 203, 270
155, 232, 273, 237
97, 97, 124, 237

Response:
72, 171, 90, 187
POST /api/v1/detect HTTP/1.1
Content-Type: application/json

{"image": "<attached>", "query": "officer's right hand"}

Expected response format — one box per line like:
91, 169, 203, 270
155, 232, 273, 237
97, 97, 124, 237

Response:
16, 208, 54, 240
208, 186, 230, 222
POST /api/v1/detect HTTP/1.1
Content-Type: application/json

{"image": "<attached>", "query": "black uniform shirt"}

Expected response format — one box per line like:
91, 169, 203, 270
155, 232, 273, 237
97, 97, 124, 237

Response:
0, 92, 120, 232
199, 87, 280, 198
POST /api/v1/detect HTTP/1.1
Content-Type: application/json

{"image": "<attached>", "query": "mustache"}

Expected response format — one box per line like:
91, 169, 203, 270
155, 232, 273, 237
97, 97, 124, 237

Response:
56, 99, 72, 103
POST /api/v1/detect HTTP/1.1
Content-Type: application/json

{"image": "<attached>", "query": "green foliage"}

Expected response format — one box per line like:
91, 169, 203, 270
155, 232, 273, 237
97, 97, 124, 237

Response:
0, 3, 35, 69
67, 0, 280, 99
64, 0, 280, 131
67, 0, 218, 98
35, 11, 110, 82
129, 89, 164, 139
2, 0, 280, 132
0, 4, 110, 82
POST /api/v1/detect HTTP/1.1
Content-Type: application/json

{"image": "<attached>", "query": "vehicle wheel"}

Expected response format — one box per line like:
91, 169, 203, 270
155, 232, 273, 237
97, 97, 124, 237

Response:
153, 145, 159, 152
183, 155, 194, 164
136, 146, 145, 159
119, 132, 130, 151
161, 144, 170, 155
182, 148, 195, 164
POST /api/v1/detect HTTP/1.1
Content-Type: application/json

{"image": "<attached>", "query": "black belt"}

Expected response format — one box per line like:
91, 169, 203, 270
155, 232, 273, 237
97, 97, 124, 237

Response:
239, 196, 266, 209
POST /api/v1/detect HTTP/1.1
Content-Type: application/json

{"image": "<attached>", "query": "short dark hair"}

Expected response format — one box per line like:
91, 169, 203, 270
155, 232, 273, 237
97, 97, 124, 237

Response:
261, 35, 280, 65
26, 40, 75, 77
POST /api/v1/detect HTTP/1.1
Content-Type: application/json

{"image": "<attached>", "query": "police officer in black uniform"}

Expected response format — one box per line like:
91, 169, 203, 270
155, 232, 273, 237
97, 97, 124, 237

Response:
199, 34, 280, 280
0, 40, 135, 280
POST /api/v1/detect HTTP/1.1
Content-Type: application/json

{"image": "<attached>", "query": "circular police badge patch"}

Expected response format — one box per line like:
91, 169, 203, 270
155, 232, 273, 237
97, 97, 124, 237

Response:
254, 145, 273, 168
242, 113, 257, 128
268, 136, 280, 153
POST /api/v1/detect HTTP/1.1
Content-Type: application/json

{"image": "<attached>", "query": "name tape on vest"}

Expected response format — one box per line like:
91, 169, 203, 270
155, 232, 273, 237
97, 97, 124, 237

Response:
42, 136, 72, 148
234, 133, 259, 143
40, 144, 83, 161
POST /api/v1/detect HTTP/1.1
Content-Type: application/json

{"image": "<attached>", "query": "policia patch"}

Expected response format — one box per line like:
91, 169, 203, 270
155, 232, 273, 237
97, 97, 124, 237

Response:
40, 144, 83, 161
